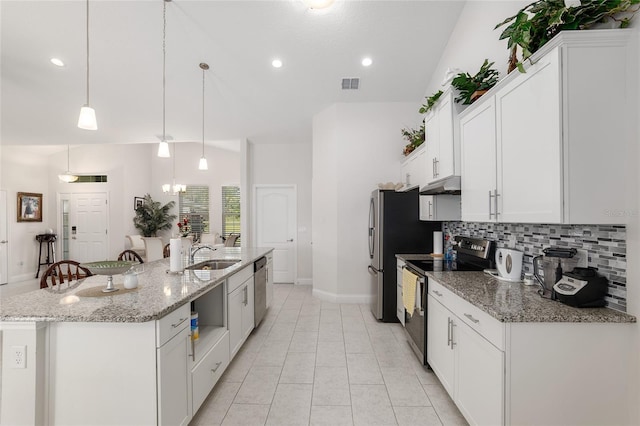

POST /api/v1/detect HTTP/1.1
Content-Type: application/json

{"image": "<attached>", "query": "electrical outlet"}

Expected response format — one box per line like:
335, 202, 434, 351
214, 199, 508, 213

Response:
12, 345, 26, 369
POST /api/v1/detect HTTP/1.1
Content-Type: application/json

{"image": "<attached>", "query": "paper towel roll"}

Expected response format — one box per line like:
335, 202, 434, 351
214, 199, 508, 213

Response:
169, 238, 182, 272
433, 231, 443, 255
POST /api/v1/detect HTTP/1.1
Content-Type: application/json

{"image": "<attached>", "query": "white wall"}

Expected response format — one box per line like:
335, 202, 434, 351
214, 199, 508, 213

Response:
430, 2, 640, 422
249, 142, 312, 283
312, 102, 421, 302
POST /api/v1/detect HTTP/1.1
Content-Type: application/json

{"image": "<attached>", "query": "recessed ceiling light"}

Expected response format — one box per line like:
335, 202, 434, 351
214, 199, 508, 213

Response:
272, 59, 283, 68
50, 58, 65, 67
362, 57, 373, 67
302, 0, 335, 9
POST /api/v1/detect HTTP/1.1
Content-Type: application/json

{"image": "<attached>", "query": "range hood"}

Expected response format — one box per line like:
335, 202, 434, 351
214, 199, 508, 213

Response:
395, 182, 419, 192
420, 175, 461, 195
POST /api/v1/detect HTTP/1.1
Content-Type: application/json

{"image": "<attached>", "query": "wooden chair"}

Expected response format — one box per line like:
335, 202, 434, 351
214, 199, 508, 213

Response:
224, 233, 240, 247
40, 260, 93, 290
163, 244, 170, 258
117, 249, 144, 263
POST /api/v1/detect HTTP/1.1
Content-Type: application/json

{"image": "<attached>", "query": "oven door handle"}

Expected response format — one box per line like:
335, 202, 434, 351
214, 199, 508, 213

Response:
404, 265, 426, 316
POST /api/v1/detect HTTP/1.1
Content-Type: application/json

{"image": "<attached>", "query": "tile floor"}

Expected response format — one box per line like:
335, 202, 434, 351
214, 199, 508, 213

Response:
190, 284, 467, 426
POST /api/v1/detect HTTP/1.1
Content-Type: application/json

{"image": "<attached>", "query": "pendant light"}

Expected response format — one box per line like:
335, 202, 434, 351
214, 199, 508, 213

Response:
77, 0, 97, 130
157, 0, 171, 157
198, 63, 209, 170
162, 143, 185, 195
59, 145, 79, 183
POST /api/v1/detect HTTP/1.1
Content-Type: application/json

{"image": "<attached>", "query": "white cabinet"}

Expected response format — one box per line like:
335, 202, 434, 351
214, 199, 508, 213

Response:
425, 88, 464, 184
400, 144, 426, 189
419, 195, 461, 221
228, 266, 255, 358
427, 280, 504, 426
191, 332, 229, 412
396, 259, 405, 325
157, 304, 192, 426
460, 30, 631, 224
266, 252, 273, 308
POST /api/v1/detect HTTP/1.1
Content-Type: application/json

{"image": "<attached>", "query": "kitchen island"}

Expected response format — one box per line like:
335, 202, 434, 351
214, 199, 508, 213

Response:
396, 256, 636, 426
0, 247, 273, 426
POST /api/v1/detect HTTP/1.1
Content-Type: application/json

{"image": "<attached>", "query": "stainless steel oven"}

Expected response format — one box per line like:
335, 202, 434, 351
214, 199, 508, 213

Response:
402, 263, 427, 365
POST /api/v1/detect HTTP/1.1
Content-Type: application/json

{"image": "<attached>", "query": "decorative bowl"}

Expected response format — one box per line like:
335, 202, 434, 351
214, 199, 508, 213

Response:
80, 260, 137, 276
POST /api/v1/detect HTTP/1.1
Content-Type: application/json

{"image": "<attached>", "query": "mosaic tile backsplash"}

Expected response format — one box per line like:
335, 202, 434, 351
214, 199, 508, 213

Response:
444, 222, 627, 312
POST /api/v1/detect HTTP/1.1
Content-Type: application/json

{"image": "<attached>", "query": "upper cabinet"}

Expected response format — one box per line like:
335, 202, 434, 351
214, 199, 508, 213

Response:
425, 88, 465, 185
400, 144, 426, 189
460, 30, 632, 224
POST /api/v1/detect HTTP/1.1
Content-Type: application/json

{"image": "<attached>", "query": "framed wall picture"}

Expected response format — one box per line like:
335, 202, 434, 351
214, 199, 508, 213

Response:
17, 192, 43, 222
134, 197, 144, 210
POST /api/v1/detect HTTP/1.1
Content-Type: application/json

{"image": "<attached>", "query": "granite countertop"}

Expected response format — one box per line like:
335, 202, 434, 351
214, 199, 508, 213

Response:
396, 255, 636, 324
0, 247, 273, 323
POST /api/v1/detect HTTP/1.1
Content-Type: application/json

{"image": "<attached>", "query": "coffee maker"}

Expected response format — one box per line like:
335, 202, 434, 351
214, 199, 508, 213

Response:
532, 247, 578, 299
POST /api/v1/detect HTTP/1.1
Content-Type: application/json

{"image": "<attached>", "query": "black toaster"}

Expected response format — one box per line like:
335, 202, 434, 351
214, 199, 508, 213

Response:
553, 267, 607, 308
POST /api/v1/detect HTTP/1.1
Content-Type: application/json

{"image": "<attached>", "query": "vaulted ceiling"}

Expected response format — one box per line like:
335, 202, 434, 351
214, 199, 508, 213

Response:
1, 1, 464, 147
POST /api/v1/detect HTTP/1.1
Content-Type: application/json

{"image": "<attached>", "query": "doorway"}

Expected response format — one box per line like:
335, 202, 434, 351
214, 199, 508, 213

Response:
0, 190, 8, 285
59, 192, 109, 263
255, 185, 296, 283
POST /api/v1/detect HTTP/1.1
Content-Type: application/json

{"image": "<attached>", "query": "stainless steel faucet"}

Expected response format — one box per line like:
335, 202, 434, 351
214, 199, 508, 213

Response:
189, 244, 217, 264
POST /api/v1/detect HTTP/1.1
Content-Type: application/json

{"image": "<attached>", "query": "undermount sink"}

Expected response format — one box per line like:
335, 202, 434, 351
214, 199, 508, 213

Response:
186, 260, 241, 271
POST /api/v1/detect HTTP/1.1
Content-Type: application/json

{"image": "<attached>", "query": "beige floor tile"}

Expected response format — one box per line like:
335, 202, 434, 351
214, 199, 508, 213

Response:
265, 322, 296, 342
220, 349, 257, 383
266, 383, 313, 425
280, 352, 316, 384
422, 384, 468, 426
288, 331, 319, 353
342, 319, 368, 334
344, 332, 374, 354
295, 315, 320, 332
283, 298, 304, 310
253, 338, 290, 367
350, 384, 397, 426
312, 366, 351, 406
316, 339, 346, 367
310, 405, 354, 426
318, 323, 345, 342
320, 309, 342, 324
347, 353, 384, 385
393, 406, 443, 426
221, 404, 270, 426
381, 367, 431, 407
321, 301, 340, 311
191, 381, 241, 425
234, 366, 281, 405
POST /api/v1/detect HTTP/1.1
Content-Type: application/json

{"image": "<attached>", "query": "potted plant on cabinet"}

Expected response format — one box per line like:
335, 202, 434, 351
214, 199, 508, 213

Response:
401, 123, 425, 156
133, 194, 177, 237
496, 0, 640, 73
450, 59, 500, 104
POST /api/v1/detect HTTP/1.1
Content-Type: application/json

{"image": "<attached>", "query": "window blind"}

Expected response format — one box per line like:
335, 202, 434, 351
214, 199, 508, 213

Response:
179, 185, 210, 236
222, 186, 240, 245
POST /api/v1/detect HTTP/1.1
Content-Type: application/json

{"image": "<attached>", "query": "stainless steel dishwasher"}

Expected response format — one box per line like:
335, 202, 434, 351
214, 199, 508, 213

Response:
254, 257, 267, 327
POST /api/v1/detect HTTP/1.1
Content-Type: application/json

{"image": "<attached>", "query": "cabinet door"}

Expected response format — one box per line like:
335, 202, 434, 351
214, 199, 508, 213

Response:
425, 112, 439, 183
396, 261, 405, 325
460, 98, 497, 222
228, 284, 244, 358
419, 195, 435, 221
455, 320, 504, 426
426, 295, 455, 396
157, 326, 191, 426
436, 94, 455, 179
496, 49, 562, 223
242, 280, 255, 340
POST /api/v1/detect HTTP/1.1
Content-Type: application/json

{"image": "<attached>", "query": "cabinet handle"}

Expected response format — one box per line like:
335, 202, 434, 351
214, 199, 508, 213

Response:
211, 361, 222, 373
428, 201, 433, 220
450, 321, 456, 348
464, 313, 480, 324
243, 286, 248, 305
405, 173, 411, 186
433, 290, 443, 297
447, 317, 452, 348
172, 317, 188, 328
190, 335, 195, 362
435, 158, 439, 177
494, 189, 500, 218
432, 158, 436, 178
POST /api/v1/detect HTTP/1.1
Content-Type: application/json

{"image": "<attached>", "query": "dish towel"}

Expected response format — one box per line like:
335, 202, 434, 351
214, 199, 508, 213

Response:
402, 268, 419, 317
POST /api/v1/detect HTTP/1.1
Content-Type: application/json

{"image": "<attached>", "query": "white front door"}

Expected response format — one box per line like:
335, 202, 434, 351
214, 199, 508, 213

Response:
255, 185, 296, 283
69, 193, 108, 263
0, 190, 8, 285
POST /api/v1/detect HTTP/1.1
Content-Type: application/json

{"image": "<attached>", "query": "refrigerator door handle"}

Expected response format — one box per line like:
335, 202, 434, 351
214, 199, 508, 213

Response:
368, 265, 378, 276
368, 197, 375, 259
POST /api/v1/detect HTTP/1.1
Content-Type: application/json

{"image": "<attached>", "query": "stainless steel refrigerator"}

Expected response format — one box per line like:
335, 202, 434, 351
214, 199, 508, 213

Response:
368, 189, 441, 322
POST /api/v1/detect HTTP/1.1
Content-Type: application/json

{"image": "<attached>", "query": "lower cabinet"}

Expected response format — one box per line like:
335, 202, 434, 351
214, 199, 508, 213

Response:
191, 331, 230, 413
427, 280, 504, 426
228, 274, 255, 358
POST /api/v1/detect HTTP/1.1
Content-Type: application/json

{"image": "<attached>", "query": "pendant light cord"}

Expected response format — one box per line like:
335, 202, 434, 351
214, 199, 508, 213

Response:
85, 0, 90, 105
202, 67, 205, 156
67, 145, 71, 170
162, 0, 167, 141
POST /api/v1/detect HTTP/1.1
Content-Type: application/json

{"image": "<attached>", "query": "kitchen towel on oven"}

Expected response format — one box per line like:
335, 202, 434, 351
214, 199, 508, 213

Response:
402, 268, 419, 316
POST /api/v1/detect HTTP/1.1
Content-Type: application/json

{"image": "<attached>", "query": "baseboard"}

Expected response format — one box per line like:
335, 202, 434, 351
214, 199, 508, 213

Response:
311, 287, 372, 304
296, 278, 312, 286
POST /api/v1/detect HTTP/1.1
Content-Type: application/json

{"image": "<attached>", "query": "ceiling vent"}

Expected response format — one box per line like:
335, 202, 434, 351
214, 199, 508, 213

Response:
341, 78, 359, 90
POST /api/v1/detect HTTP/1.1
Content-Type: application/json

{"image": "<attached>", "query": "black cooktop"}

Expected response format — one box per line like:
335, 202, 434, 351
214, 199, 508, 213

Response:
405, 258, 488, 274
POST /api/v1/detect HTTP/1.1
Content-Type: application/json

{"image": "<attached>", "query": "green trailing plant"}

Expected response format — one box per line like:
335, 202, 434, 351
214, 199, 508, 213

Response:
451, 59, 500, 104
401, 123, 425, 156
133, 194, 177, 237
496, 0, 640, 73
418, 90, 443, 114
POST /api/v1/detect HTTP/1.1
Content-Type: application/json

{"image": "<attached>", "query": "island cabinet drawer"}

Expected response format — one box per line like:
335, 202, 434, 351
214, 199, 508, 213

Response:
192, 330, 230, 413
429, 279, 504, 350
227, 265, 253, 294
157, 304, 191, 347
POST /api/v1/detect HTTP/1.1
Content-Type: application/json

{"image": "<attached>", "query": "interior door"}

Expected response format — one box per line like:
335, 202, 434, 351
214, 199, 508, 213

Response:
255, 186, 296, 283
69, 193, 108, 263
0, 190, 8, 285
